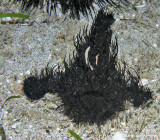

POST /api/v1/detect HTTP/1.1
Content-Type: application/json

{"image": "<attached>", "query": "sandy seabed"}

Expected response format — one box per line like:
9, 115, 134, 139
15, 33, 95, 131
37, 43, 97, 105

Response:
0, 0, 160, 139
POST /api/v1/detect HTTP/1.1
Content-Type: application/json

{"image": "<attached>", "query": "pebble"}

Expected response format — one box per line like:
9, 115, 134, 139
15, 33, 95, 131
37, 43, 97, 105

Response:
6, 79, 10, 83
14, 83, 24, 96
25, 70, 31, 76
116, 18, 120, 22
0, 67, 5, 75
19, 73, 24, 76
2, 111, 8, 118
121, 122, 126, 126
153, 43, 157, 48
29, 125, 33, 128
11, 122, 21, 129
66, 35, 73, 41
133, 58, 138, 65
12, 124, 17, 129
1, 17, 12, 22
59, 116, 68, 121
135, 4, 146, 8
45, 103, 58, 110
112, 132, 126, 140
138, 78, 149, 86
151, 79, 157, 83
119, 13, 124, 19
0, 55, 5, 75
17, 80, 23, 84
28, 109, 41, 118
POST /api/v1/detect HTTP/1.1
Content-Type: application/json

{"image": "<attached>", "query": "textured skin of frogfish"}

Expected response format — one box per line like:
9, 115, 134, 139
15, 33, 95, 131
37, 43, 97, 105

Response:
23, 9, 151, 124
